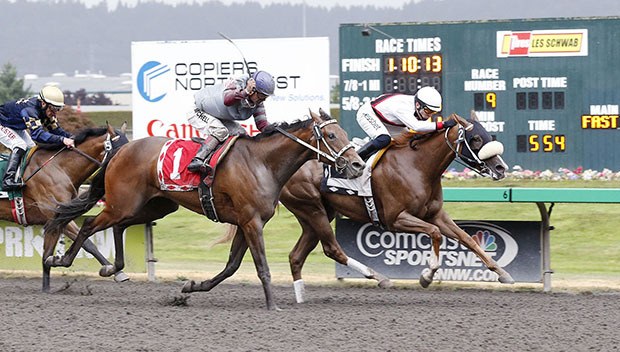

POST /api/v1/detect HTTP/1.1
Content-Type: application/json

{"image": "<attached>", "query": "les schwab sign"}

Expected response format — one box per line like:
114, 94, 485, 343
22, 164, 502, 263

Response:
131, 37, 330, 140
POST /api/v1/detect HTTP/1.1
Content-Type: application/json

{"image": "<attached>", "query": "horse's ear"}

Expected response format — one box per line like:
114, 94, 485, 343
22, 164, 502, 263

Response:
120, 121, 128, 134
470, 110, 480, 122
309, 109, 319, 121
106, 120, 114, 133
318, 107, 331, 120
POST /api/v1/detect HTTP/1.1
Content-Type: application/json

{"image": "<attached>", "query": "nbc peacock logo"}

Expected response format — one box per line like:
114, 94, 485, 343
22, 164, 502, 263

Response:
458, 221, 518, 267
471, 230, 498, 251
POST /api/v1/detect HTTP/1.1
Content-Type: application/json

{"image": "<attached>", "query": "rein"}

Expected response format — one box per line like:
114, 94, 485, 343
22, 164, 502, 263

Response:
275, 119, 355, 173
22, 132, 115, 185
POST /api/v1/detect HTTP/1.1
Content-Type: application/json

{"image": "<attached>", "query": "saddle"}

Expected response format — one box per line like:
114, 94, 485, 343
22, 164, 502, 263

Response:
321, 145, 390, 227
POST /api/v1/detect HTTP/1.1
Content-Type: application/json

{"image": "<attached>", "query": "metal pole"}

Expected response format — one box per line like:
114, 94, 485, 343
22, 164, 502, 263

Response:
144, 222, 157, 282
536, 202, 553, 292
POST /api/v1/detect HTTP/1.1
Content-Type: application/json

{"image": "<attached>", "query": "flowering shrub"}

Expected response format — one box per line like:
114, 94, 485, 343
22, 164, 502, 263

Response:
442, 166, 620, 181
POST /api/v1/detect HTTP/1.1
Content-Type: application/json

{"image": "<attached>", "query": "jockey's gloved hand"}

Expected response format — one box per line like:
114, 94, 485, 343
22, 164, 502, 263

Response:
437, 119, 457, 130
245, 78, 256, 95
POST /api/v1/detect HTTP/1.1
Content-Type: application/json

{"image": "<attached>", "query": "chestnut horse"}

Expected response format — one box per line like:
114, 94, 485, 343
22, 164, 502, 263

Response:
0, 123, 129, 292
278, 112, 514, 302
45, 109, 364, 310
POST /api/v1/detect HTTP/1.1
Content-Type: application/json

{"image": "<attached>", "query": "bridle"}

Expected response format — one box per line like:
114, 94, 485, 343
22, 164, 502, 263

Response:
444, 123, 494, 178
275, 119, 355, 174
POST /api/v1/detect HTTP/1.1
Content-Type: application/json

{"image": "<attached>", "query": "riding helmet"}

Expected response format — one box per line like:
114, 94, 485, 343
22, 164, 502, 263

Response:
39, 85, 65, 109
415, 86, 442, 112
252, 71, 276, 96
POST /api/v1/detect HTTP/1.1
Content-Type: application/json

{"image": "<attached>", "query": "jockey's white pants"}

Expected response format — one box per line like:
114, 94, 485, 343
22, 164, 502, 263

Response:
0, 125, 35, 151
187, 107, 245, 142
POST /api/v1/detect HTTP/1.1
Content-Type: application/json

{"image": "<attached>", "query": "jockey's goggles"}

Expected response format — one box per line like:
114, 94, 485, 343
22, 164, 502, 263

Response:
48, 104, 63, 113
422, 106, 436, 115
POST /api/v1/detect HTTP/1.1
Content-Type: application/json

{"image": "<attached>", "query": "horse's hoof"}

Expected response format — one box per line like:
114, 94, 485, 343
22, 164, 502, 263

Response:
498, 273, 515, 284
99, 265, 115, 277
419, 276, 432, 288
114, 271, 130, 282
181, 280, 195, 293
378, 278, 393, 289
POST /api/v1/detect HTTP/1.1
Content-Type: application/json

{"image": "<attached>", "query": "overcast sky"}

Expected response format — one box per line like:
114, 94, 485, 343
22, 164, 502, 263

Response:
75, 0, 418, 11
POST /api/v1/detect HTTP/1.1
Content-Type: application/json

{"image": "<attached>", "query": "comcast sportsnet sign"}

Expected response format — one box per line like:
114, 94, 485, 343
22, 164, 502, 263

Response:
335, 219, 542, 283
497, 29, 588, 57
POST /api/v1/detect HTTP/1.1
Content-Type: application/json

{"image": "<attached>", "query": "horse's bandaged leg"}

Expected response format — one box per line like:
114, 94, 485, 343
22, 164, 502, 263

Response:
293, 279, 306, 303
347, 257, 372, 277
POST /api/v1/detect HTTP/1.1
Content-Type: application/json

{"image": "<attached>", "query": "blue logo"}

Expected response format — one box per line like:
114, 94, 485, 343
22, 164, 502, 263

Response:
137, 61, 171, 102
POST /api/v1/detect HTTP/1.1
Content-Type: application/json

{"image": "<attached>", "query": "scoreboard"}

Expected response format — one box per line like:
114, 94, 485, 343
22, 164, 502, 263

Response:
339, 17, 620, 171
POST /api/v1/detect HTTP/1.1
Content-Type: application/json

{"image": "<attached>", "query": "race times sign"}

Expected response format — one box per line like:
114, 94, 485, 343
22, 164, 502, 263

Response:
339, 17, 620, 171
335, 218, 541, 283
131, 37, 330, 140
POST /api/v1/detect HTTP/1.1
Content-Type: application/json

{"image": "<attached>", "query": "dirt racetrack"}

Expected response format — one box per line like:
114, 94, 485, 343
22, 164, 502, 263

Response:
0, 275, 618, 352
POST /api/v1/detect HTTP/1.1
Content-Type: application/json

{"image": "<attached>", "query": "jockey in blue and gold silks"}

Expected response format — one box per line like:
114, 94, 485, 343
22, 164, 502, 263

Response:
187, 70, 275, 174
0, 86, 75, 190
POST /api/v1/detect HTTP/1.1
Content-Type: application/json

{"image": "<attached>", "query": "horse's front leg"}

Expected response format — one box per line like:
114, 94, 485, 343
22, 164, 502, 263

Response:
432, 209, 515, 284
182, 226, 248, 293
42, 226, 63, 293
391, 212, 443, 288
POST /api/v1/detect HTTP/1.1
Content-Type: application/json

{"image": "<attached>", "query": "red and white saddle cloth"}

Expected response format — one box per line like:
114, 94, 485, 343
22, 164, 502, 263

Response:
157, 140, 202, 191
156, 137, 237, 191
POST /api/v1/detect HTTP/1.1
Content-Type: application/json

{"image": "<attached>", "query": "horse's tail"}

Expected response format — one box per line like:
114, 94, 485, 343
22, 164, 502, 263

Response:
45, 156, 111, 233
208, 224, 237, 248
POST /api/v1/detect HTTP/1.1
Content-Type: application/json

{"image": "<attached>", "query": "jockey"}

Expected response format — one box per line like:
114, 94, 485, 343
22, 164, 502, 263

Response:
0, 85, 75, 191
355, 86, 456, 161
187, 70, 275, 174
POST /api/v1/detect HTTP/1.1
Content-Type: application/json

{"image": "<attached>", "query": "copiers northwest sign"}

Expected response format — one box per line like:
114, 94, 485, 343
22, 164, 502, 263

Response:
131, 37, 330, 140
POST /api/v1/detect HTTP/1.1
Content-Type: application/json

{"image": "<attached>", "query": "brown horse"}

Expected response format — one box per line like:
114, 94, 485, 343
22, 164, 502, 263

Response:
45, 109, 364, 310
278, 112, 513, 302
0, 123, 129, 292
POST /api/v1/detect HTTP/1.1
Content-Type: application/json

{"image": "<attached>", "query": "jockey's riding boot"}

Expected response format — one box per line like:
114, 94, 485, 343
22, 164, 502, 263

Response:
356, 140, 379, 161
2, 148, 26, 191
187, 136, 220, 174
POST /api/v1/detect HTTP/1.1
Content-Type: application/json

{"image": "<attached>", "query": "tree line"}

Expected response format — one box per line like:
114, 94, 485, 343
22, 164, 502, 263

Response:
0, 62, 96, 132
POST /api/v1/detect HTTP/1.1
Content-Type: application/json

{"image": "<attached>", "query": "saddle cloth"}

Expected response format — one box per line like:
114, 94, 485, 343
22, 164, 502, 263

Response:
320, 150, 383, 197
156, 137, 237, 191
157, 140, 202, 191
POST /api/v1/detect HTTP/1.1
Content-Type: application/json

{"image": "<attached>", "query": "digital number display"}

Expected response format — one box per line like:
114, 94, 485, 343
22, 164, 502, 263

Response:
383, 54, 443, 94
516, 134, 566, 153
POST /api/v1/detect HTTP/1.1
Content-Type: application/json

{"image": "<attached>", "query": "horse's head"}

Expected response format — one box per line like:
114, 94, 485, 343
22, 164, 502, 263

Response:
308, 108, 365, 178
73, 121, 130, 163
447, 112, 508, 180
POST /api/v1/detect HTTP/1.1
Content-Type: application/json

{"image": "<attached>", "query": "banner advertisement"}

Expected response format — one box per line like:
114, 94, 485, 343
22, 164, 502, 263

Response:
336, 218, 542, 283
0, 218, 145, 273
131, 37, 330, 140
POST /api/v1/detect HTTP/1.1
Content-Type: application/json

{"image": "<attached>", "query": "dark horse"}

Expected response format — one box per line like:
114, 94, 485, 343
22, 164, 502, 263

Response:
45, 109, 364, 310
0, 123, 129, 292
278, 112, 513, 302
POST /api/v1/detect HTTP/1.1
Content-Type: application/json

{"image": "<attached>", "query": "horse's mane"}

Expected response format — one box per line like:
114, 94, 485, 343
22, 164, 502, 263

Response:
239, 118, 319, 141
35, 126, 109, 151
